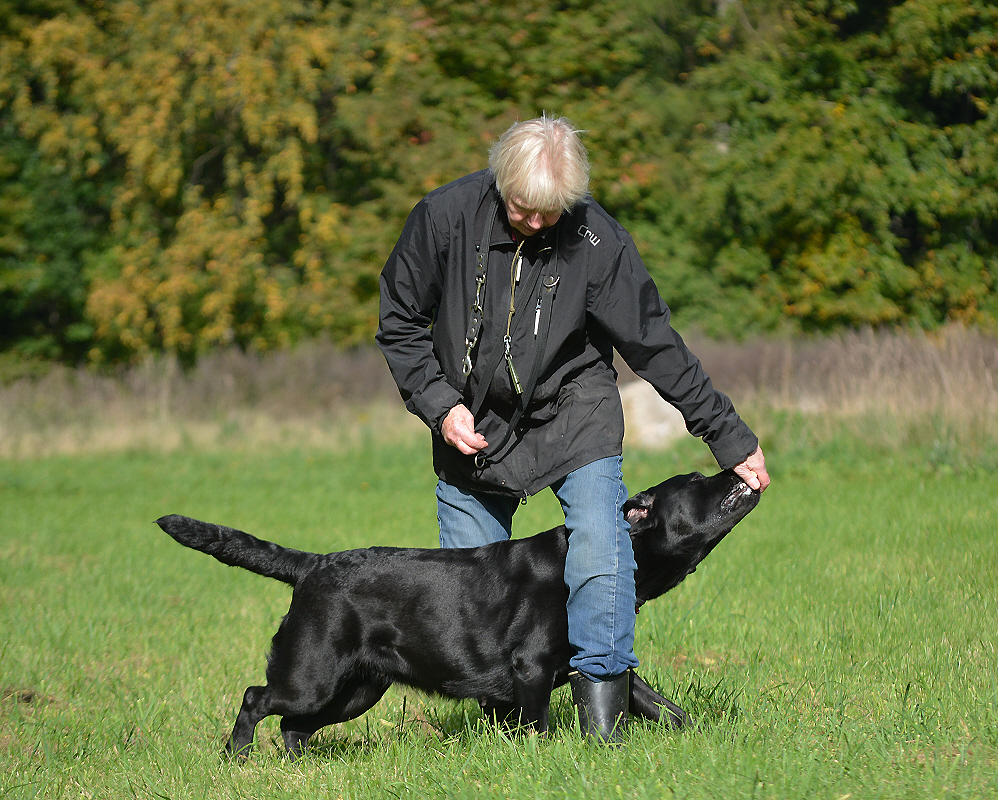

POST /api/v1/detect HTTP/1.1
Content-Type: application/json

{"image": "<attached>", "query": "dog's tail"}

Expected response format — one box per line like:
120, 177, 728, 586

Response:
155, 514, 317, 586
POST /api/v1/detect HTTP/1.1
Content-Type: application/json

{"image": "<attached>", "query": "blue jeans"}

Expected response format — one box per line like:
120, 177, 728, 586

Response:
436, 456, 638, 680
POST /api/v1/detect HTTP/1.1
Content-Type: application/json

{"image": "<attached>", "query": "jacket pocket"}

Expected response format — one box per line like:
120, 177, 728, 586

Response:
543, 376, 624, 450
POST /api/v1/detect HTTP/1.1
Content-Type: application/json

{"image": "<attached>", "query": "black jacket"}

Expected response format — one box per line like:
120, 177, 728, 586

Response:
377, 170, 758, 496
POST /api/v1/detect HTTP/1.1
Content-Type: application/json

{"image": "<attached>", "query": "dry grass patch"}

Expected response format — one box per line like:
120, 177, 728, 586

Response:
2, 327, 996, 460
0, 341, 419, 458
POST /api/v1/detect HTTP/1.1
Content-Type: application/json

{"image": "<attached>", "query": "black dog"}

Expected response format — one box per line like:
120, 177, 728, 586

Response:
156, 469, 759, 757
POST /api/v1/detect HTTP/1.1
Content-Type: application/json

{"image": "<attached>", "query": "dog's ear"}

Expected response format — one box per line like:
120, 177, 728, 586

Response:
624, 491, 655, 530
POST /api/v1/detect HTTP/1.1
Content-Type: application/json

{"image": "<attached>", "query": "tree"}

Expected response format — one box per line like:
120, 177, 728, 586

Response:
4, 0, 695, 362
8, 0, 440, 362
654, 0, 998, 334
1, 0, 995, 365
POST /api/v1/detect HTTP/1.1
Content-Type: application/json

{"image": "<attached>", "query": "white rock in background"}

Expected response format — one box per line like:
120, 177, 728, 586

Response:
619, 380, 687, 449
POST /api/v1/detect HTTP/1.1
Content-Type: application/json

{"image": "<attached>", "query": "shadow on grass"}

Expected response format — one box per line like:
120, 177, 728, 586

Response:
262, 672, 745, 762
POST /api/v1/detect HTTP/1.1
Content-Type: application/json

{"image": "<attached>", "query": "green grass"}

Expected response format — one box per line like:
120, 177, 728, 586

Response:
2, 428, 997, 799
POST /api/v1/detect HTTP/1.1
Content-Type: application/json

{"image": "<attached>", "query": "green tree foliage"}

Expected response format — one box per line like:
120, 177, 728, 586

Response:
0, 0, 92, 37
1, 0, 689, 362
6, 0, 435, 362
0, 117, 105, 360
659, 0, 998, 333
0, 0, 995, 363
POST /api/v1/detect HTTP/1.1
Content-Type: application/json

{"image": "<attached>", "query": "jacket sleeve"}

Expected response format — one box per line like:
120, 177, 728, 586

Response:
376, 198, 463, 432
587, 235, 758, 469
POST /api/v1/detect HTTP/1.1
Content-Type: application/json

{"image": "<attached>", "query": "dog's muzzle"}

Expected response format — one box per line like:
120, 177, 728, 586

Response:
721, 481, 755, 511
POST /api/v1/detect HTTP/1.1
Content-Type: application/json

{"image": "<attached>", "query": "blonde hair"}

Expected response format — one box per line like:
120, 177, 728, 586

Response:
488, 115, 590, 212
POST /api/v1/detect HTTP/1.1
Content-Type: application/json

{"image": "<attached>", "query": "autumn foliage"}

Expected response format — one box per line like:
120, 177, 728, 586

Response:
1, 0, 996, 365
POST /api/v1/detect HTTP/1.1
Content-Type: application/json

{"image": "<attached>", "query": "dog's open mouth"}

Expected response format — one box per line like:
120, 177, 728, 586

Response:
721, 480, 755, 511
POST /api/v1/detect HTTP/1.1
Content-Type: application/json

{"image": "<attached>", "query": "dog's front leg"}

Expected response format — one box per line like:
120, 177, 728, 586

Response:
519, 699, 551, 733
479, 699, 517, 727
512, 668, 555, 733
628, 672, 688, 729
508, 701, 550, 733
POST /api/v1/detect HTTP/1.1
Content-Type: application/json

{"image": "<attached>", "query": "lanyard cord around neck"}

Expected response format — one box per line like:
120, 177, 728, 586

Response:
462, 199, 499, 378
470, 227, 561, 471
503, 239, 526, 395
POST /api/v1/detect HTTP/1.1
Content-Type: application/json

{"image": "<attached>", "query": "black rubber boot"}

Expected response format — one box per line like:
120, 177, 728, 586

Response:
569, 670, 629, 744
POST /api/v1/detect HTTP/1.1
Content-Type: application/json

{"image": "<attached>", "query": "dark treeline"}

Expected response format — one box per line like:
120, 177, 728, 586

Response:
1, 0, 996, 366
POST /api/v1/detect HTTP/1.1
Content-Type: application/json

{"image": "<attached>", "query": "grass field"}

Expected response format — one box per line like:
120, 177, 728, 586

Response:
2, 411, 996, 799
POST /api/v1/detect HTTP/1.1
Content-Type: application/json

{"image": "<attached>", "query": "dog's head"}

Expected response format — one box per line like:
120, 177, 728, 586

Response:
624, 469, 760, 603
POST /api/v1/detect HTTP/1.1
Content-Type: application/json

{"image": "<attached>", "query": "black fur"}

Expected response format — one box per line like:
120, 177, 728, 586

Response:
156, 469, 759, 757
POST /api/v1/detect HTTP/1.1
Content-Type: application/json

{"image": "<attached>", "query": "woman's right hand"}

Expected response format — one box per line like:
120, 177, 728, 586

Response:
441, 404, 488, 456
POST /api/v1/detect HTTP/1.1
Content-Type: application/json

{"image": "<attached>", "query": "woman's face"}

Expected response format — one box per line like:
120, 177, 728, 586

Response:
504, 197, 562, 238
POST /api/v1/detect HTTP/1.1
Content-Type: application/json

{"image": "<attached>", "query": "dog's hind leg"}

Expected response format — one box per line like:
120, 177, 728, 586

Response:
279, 676, 392, 757
227, 685, 271, 758
280, 718, 321, 758
629, 672, 688, 730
